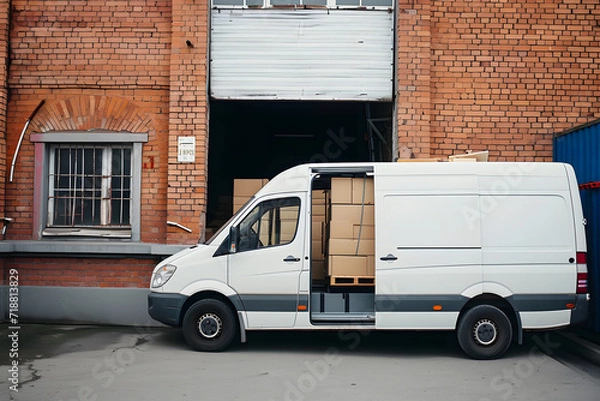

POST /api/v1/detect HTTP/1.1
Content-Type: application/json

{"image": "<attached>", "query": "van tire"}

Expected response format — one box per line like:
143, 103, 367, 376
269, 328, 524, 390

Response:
457, 305, 512, 360
182, 299, 237, 352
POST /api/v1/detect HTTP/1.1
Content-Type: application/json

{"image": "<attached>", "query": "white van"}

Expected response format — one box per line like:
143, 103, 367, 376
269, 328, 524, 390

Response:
148, 162, 589, 359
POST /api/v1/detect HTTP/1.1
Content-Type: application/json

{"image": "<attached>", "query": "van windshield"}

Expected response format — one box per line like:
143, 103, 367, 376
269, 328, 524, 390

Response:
204, 196, 255, 245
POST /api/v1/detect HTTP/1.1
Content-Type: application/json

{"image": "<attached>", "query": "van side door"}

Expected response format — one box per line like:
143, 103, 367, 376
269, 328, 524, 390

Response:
374, 168, 482, 329
228, 194, 306, 328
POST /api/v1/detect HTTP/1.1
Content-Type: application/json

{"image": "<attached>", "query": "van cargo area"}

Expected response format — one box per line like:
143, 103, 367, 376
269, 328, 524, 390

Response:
310, 174, 376, 323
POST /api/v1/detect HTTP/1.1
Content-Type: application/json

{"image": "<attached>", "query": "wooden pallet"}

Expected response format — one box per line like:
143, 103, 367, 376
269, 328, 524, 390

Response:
329, 276, 375, 286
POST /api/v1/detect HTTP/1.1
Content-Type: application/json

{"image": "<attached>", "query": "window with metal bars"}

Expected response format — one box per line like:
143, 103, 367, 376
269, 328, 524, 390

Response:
48, 144, 132, 228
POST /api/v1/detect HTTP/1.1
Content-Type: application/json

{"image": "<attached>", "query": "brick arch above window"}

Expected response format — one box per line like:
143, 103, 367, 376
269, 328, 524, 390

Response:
29, 95, 153, 134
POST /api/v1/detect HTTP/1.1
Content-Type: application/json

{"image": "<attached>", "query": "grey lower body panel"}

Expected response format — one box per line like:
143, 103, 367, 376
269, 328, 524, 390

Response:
1, 285, 166, 327
570, 294, 589, 326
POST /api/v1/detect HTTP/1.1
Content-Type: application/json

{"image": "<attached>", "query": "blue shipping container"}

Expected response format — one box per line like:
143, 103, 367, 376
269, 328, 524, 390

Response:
554, 118, 600, 332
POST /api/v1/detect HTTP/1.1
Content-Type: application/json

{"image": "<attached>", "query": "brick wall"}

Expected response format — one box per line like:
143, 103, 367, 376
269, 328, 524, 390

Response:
2, 1, 600, 293
2, 2, 179, 290
397, 1, 432, 159
167, 0, 210, 245
0, 0, 9, 227
9, 0, 171, 89
5, 1, 174, 242
399, 0, 600, 160
4, 257, 156, 287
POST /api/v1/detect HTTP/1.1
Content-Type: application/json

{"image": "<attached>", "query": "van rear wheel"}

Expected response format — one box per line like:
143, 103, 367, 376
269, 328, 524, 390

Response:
182, 299, 237, 352
457, 305, 512, 360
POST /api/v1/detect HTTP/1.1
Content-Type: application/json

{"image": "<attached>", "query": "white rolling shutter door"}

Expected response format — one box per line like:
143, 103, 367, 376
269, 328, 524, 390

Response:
210, 9, 394, 101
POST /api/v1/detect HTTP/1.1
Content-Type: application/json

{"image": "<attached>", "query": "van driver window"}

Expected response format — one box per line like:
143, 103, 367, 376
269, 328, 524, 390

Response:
237, 197, 300, 252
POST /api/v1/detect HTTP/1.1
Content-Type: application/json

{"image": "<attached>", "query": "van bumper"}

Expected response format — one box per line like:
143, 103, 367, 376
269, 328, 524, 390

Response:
148, 292, 188, 327
570, 294, 590, 326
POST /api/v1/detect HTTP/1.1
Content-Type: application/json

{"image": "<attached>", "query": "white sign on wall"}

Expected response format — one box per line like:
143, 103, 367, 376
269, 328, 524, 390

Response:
178, 136, 195, 162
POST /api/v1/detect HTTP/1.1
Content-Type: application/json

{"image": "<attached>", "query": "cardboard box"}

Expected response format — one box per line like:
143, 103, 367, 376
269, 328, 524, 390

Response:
312, 221, 323, 240
312, 222, 326, 260
233, 196, 251, 213
233, 178, 269, 197
331, 177, 353, 204
312, 190, 327, 200
328, 238, 374, 256
397, 158, 445, 162
330, 177, 374, 205
233, 178, 269, 212
328, 255, 375, 277
329, 220, 374, 240
312, 260, 326, 280
330, 204, 374, 225
280, 220, 297, 243
312, 240, 324, 259
328, 220, 352, 239
352, 177, 374, 204
312, 203, 326, 218
366, 255, 375, 275
280, 207, 299, 220
353, 224, 374, 240
312, 190, 327, 223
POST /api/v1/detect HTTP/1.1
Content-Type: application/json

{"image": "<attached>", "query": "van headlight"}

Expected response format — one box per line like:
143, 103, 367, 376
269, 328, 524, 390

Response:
152, 264, 177, 288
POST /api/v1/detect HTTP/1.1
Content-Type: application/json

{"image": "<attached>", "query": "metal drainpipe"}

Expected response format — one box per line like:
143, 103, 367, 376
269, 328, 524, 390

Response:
9, 99, 45, 182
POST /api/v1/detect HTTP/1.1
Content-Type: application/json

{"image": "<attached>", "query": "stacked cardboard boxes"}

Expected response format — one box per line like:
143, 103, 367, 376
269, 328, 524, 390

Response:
233, 178, 269, 213
278, 204, 300, 244
327, 177, 375, 284
311, 190, 328, 280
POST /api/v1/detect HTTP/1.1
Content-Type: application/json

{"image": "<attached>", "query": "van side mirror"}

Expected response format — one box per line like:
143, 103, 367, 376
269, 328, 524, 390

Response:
229, 226, 239, 253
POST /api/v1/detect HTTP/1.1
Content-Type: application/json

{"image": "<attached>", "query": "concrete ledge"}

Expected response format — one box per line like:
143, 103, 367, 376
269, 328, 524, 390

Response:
554, 329, 600, 367
0, 240, 189, 258
1, 286, 167, 327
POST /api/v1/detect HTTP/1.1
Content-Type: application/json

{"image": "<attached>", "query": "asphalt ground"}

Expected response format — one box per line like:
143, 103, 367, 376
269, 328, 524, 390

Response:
1, 324, 600, 401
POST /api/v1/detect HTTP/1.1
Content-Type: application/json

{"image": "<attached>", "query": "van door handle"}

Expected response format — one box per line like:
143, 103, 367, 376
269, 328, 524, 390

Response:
283, 256, 301, 262
380, 254, 398, 261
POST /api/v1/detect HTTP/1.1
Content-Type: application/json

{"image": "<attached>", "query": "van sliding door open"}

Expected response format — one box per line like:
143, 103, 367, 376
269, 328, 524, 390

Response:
309, 168, 376, 325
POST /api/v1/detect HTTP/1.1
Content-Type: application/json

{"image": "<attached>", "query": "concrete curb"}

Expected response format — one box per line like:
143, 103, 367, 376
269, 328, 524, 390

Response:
554, 330, 600, 367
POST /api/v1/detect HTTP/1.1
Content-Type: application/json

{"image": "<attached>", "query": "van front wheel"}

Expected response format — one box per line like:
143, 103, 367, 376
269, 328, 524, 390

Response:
182, 299, 237, 352
457, 305, 512, 360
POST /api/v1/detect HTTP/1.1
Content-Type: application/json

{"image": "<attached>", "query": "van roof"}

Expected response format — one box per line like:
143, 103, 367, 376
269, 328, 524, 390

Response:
255, 161, 572, 196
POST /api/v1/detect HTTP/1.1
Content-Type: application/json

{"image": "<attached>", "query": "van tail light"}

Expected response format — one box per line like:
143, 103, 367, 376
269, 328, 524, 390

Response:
577, 273, 588, 294
576, 252, 588, 294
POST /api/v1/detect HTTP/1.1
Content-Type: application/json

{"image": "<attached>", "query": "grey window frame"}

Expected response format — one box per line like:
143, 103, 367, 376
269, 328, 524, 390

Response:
31, 132, 148, 241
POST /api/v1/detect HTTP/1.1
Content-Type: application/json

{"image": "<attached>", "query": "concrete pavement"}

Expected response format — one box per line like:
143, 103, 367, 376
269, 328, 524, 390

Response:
1, 324, 600, 401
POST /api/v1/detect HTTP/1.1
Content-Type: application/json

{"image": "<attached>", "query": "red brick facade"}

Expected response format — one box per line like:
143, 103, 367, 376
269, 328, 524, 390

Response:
1, 0, 599, 289
398, 0, 599, 160
168, 0, 210, 244
5, 257, 155, 288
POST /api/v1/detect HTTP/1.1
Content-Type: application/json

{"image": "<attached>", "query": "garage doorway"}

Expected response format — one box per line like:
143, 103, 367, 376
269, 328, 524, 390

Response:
206, 100, 393, 232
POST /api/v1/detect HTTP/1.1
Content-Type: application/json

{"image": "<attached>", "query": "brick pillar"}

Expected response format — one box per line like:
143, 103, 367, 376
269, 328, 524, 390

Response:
396, 0, 432, 159
0, 0, 9, 224
168, 0, 209, 244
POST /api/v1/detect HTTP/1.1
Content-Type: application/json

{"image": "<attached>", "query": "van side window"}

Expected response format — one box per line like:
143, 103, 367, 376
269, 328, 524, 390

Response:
237, 197, 300, 252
